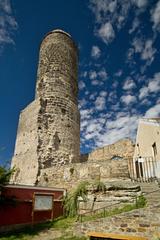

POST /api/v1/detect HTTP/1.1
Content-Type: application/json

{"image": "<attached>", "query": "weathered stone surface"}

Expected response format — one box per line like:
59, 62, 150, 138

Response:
81, 139, 134, 162
38, 159, 131, 189
11, 30, 80, 185
74, 204, 160, 239
11, 30, 135, 187
11, 100, 40, 184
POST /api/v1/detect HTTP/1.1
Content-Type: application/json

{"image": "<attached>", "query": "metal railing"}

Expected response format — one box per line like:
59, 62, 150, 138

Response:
128, 157, 160, 182
77, 188, 160, 222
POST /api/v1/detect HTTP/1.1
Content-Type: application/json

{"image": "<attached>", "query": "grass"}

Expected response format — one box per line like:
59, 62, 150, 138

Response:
54, 235, 87, 240
0, 216, 88, 240
80, 194, 147, 222
0, 217, 77, 240
0, 195, 147, 240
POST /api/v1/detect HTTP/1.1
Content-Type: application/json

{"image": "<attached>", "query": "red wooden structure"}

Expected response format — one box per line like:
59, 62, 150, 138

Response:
0, 184, 66, 230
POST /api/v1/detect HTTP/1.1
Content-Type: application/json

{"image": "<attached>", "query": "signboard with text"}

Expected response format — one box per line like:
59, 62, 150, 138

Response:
34, 195, 53, 211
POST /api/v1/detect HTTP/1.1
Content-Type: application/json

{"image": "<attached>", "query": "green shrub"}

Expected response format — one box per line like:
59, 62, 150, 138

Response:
64, 181, 89, 217
0, 166, 15, 188
92, 181, 106, 193
136, 194, 147, 208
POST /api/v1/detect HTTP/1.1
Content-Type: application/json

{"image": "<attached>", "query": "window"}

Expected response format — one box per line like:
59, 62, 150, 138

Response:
152, 142, 157, 158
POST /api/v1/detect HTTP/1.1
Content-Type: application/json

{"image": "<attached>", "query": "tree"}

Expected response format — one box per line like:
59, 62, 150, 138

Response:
0, 166, 15, 190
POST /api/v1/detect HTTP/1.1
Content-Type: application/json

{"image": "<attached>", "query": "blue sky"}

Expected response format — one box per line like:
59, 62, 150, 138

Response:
0, 0, 160, 166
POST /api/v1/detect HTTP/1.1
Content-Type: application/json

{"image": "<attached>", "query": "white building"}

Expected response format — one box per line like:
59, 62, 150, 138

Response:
132, 118, 160, 181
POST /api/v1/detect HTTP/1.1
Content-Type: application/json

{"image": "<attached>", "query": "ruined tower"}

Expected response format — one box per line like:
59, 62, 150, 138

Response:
11, 29, 80, 185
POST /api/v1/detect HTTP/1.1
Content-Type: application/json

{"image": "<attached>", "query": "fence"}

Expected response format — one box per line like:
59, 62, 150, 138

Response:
128, 157, 160, 182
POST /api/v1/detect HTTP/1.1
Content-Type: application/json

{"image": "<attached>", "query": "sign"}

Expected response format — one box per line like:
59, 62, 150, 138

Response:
32, 193, 54, 225
34, 195, 53, 211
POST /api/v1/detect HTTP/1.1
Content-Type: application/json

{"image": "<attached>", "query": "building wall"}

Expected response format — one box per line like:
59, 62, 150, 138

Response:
133, 118, 160, 180
134, 119, 160, 159
35, 30, 80, 166
84, 139, 134, 162
0, 185, 65, 230
11, 29, 80, 185
35, 139, 134, 188
11, 100, 40, 185
38, 158, 130, 189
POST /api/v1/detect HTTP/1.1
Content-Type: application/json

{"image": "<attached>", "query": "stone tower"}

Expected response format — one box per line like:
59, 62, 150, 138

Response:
11, 29, 80, 185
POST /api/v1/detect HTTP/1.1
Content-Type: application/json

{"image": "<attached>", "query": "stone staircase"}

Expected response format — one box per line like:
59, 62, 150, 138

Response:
139, 182, 160, 206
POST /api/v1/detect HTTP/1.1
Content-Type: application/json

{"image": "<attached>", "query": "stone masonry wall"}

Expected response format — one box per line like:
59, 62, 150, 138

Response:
81, 139, 134, 162
11, 30, 80, 185
37, 138, 134, 188
11, 100, 40, 185
75, 205, 160, 239
38, 158, 130, 189
36, 30, 80, 170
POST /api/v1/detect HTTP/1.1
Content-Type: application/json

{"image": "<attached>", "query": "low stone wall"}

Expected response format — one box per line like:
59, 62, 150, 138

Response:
74, 205, 160, 239
79, 181, 141, 213
38, 158, 130, 189
81, 139, 134, 162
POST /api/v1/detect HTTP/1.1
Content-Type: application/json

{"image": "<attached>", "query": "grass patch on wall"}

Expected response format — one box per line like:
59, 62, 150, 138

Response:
79, 194, 147, 222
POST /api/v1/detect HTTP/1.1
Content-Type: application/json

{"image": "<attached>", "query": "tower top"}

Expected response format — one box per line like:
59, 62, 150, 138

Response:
42, 29, 72, 42
51, 29, 72, 38
41, 29, 77, 49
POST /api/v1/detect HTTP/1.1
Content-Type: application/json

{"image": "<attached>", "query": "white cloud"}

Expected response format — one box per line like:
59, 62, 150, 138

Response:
97, 22, 115, 44
141, 39, 156, 62
96, 114, 139, 147
123, 77, 136, 90
127, 48, 134, 61
0, 0, 18, 48
131, 37, 156, 67
89, 92, 97, 100
139, 86, 149, 100
151, 0, 160, 31
89, 0, 118, 24
81, 71, 87, 78
95, 95, 106, 111
121, 94, 137, 105
80, 106, 142, 148
129, 17, 140, 34
115, 69, 123, 77
91, 79, 99, 86
0, 0, 12, 14
99, 91, 107, 97
79, 80, 86, 90
98, 68, 108, 80
132, 0, 148, 8
132, 37, 143, 53
139, 72, 160, 99
91, 45, 101, 59
145, 104, 160, 118
89, 70, 97, 79
90, 0, 149, 45
89, 68, 108, 85
78, 99, 87, 110
148, 72, 160, 92
80, 109, 93, 121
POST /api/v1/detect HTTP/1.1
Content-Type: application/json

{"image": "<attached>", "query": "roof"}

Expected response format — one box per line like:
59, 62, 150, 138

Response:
40, 28, 77, 50
5, 184, 66, 192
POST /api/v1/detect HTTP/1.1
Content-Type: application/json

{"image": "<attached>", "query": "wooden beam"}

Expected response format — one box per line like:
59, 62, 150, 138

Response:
87, 231, 148, 240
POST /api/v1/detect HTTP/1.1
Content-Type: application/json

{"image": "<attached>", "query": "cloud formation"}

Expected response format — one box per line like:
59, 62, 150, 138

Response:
151, 0, 160, 31
97, 22, 115, 44
90, 0, 149, 45
0, 0, 18, 49
91, 45, 101, 59
79, 1, 160, 152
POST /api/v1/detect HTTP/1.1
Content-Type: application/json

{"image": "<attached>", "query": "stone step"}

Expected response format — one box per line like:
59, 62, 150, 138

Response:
139, 182, 160, 206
